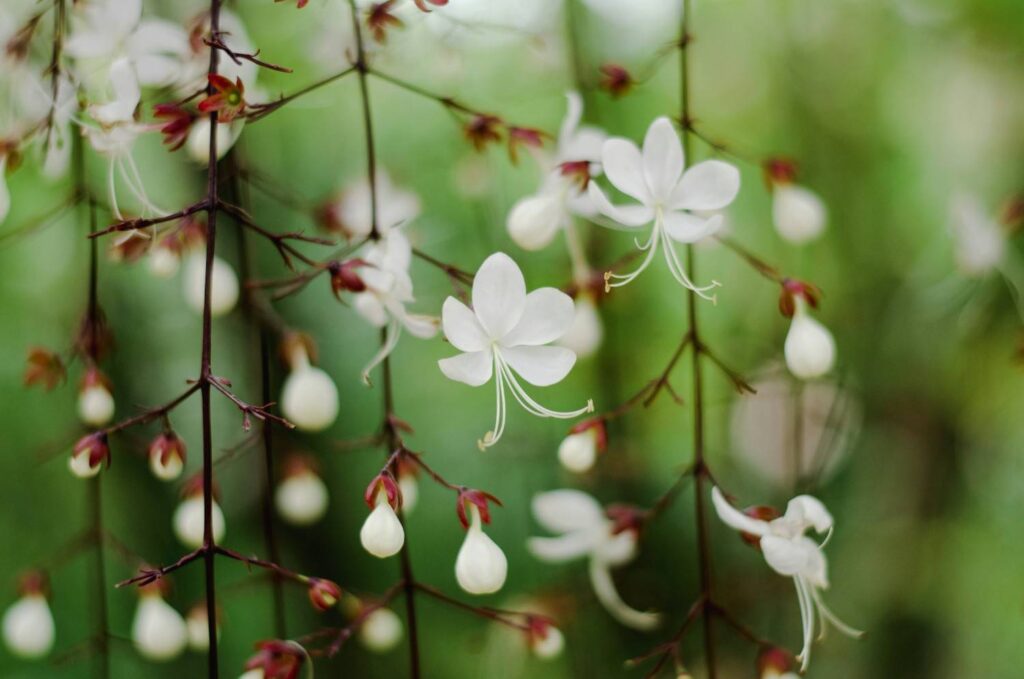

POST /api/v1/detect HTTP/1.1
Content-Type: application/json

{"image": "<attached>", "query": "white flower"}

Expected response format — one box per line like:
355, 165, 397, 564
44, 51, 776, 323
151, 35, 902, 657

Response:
711, 487, 862, 670
531, 624, 565, 660
455, 505, 508, 595
557, 428, 599, 473
360, 496, 405, 559
557, 294, 603, 359
185, 605, 216, 651
773, 184, 827, 245
949, 193, 1006, 276
131, 590, 188, 661
784, 299, 836, 380
359, 607, 403, 653
506, 92, 606, 251
78, 384, 115, 427
183, 252, 240, 318
326, 170, 422, 241
186, 117, 246, 165
279, 345, 339, 432
147, 243, 180, 278
438, 252, 593, 450
527, 490, 659, 630
275, 470, 329, 526
173, 495, 226, 549
588, 117, 740, 296
2, 593, 55, 659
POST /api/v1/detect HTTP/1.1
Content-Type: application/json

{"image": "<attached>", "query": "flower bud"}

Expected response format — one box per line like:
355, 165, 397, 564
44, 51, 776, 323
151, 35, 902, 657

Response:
244, 640, 307, 678
173, 488, 226, 549
183, 253, 239, 317
132, 588, 187, 661
275, 456, 328, 526
360, 496, 405, 559
328, 259, 368, 297
78, 368, 114, 426
758, 646, 798, 679
307, 578, 342, 612
186, 117, 240, 164
280, 343, 339, 432
2, 573, 55, 659
527, 616, 564, 660
784, 300, 836, 380
185, 602, 219, 651
147, 243, 180, 278
69, 432, 109, 478
397, 473, 418, 515
558, 294, 603, 358
149, 432, 186, 481
359, 607, 403, 653
455, 504, 507, 595
558, 419, 606, 473
772, 184, 827, 244
507, 191, 564, 251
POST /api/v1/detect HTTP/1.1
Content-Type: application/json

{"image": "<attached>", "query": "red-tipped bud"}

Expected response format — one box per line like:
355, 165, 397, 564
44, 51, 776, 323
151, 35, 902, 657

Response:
70, 432, 110, 478
23, 347, 65, 390
464, 115, 503, 152
307, 578, 342, 612
367, 2, 403, 43
507, 126, 546, 164
568, 418, 608, 453
599, 64, 633, 98
198, 75, 246, 123
763, 157, 799, 187
605, 503, 645, 536
526, 614, 564, 659
149, 431, 187, 481
455, 488, 502, 529
329, 259, 369, 297
16, 570, 49, 598
364, 472, 402, 511
244, 639, 307, 679
778, 278, 821, 318
153, 103, 195, 151
757, 646, 796, 677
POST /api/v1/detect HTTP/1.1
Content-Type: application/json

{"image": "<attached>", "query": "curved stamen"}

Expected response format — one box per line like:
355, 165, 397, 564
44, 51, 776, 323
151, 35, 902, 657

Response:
809, 585, 864, 639
478, 352, 506, 450
794, 576, 816, 672
662, 229, 720, 301
496, 353, 593, 419
361, 317, 402, 386
605, 221, 662, 291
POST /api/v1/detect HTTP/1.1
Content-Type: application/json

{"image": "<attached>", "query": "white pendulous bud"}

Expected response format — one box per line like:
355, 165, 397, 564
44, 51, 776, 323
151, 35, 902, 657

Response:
132, 592, 188, 662
360, 497, 405, 559
148, 245, 180, 278
183, 253, 239, 318
173, 496, 226, 549
185, 605, 218, 651
772, 184, 827, 245
558, 429, 598, 473
784, 301, 836, 380
531, 625, 565, 660
455, 506, 507, 595
68, 451, 103, 478
397, 475, 418, 514
280, 348, 339, 432
275, 471, 329, 526
558, 294, 603, 359
78, 384, 115, 427
506, 190, 564, 251
2, 594, 55, 659
358, 607, 403, 653
186, 118, 240, 164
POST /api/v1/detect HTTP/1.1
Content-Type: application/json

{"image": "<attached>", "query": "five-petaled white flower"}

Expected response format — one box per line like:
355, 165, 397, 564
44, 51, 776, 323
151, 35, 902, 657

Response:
438, 253, 593, 450
527, 489, 659, 631
711, 487, 862, 671
588, 117, 740, 297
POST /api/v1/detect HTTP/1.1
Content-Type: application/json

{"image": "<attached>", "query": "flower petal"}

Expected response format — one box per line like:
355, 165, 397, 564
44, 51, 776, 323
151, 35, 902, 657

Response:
500, 345, 575, 387
531, 489, 606, 534
662, 212, 722, 244
472, 252, 526, 340
502, 288, 575, 347
785, 495, 833, 534
438, 350, 493, 387
527, 534, 594, 563
442, 297, 489, 352
669, 160, 741, 211
710, 487, 769, 537
642, 117, 684, 202
761, 535, 828, 587
601, 138, 650, 202
558, 91, 584, 148
587, 183, 654, 228
588, 560, 660, 630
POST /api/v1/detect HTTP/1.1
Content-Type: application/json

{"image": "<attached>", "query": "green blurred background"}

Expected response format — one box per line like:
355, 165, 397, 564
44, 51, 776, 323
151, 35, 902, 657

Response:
2, 0, 1024, 676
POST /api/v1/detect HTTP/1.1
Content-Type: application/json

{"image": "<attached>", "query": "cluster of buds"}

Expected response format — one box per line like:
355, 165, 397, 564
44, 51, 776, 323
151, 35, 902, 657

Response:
78, 366, 115, 427
279, 334, 339, 432
69, 432, 110, 479
779, 278, 836, 380
275, 454, 329, 526
149, 430, 187, 481
763, 158, 828, 245
1, 571, 55, 659
241, 639, 307, 679
173, 476, 226, 549
455, 489, 507, 595
557, 418, 607, 473
360, 472, 405, 558
131, 579, 188, 662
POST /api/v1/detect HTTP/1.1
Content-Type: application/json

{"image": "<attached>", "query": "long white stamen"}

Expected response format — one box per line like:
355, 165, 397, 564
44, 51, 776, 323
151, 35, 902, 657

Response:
794, 576, 815, 672
662, 228, 720, 301
479, 354, 506, 450
496, 354, 593, 419
605, 222, 661, 291
124, 154, 168, 216
107, 160, 122, 219
362, 317, 402, 386
810, 585, 864, 639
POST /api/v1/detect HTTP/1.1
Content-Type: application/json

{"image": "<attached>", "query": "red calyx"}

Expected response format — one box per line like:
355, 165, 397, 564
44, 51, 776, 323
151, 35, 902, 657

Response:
778, 278, 821, 318
568, 417, 608, 453
464, 115, 503, 152
307, 578, 342, 612
763, 157, 799, 188
329, 259, 369, 298
153, 103, 195, 151
559, 160, 592, 192
599, 64, 633, 98
507, 126, 547, 164
367, 2, 404, 43
605, 503, 645, 536
456, 488, 502, 529
149, 431, 187, 468
413, 0, 448, 11
73, 432, 110, 470
757, 646, 796, 675
198, 74, 247, 123
364, 472, 402, 510
244, 640, 307, 679
739, 505, 780, 548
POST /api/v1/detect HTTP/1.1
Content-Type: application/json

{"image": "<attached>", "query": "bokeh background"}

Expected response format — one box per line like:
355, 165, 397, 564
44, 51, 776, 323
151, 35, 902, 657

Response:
2, 0, 1024, 676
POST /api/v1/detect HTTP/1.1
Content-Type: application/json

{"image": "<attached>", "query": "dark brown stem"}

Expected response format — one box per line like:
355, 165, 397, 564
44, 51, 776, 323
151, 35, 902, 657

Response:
713, 235, 783, 283
88, 201, 209, 238
245, 66, 357, 122
413, 583, 530, 632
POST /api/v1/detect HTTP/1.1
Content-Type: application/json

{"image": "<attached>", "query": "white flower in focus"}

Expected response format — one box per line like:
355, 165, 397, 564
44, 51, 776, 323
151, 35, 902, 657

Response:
527, 490, 659, 630
358, 607, 403, 653
132, 589, 188, 662
587, 117, 740, 295
506, 92, 606, 251
949, 193, 1006, 276
275, 463, 329, 526
323, 170, 421, 241
279, 343, 339, 432
438, 252, 593, 450
183, 252, 239, 318
557, 293, 603, 359
784, 298, 836, 380
360, 482, 405, 559
173, 495, 226, 549
455, 504, 508, 595
711, 487, 862, 671
772, 184, 827, 245
2, 586, 55, 659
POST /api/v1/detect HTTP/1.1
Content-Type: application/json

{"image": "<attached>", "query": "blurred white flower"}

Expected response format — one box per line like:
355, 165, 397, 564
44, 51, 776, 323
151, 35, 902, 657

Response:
949, 193, 1006, 277
186, 117, 245, 165
530, 623, 564, 660
527, 490, 659, 630
438, 252, 593, 450
772, 184, 827, 245
557, 293, 603, 359
78, 383, 115, 427
275, 465, 330, 526
132, 589, 187, 662
711, 487, 862, 671
784, 298, 836, 380
588, 117, 739, 295
2, 590, 54, 659
359, 607, 403, 652
280, 344, 339, 432
182, 252, 240, 318
185, 604, 216, 651
173, 495, 226, 549
455, 504, 508, 595
324, 170, 421, 241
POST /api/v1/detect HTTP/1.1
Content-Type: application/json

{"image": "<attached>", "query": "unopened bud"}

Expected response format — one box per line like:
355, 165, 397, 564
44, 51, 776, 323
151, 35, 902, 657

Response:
454, 504, 507, 595
2, 572, 54, 659
275, 456, 328, 526
280, 343, 339, 432
784, 300, 836, 380
183, 253, 239, 317
359, 607, 403, 652
132, 588, 187, 662
307, 578, 342, 612
69, 432, 109, 478
78, 368, 114, 426
149, 432, 186, 481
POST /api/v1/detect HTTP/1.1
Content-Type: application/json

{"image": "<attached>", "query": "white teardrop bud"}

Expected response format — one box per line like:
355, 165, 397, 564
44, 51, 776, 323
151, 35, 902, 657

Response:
558, 429, 598, 473
149, 451, 184, 482
186, 606, 214, 651
358, 607, 403, 653
280, 364, 339, 432
132, 593, 187, 662
784, 305, 836, 380
172, 496, 226, 549
186, 118, 240, 164
558, 295, 603, 358
147, 246, 180, 278
78, 384, 115, 426
772, 184, 827, 245
360, 498, 405, 559
507, 191, 564, 251
455, 506, 507, 595
532, 625, 564, 660
2, 594, 55, 659
183, 253, 239, 317
68, 451, 102, 478
397, 475, 418, 514
275, 471, 329, 526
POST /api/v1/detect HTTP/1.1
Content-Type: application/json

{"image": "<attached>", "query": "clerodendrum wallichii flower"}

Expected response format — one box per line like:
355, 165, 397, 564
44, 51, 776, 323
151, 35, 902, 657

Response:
588, 117, 740, 297
438, 253, 593, 450
711, 487, 862, 671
